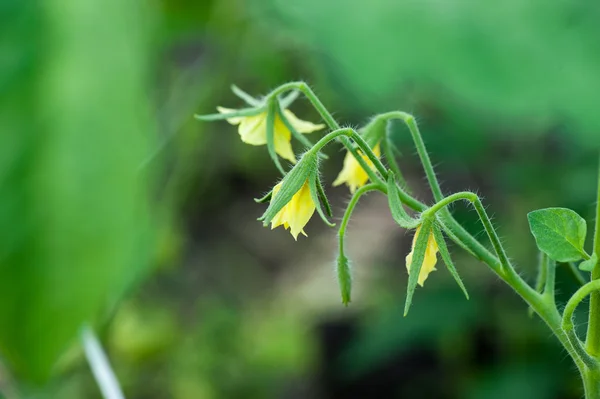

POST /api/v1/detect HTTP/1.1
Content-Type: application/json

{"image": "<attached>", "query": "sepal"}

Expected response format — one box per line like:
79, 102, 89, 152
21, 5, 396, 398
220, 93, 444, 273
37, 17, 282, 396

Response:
254, 191, 273, 204
194, 106, 264, 121
404, 219, 433, 316
386, 173, 419, 229
432, 224, 469, 299
309, 170, 335, 227
259, 152, 318, 225
230, 84, 262, 107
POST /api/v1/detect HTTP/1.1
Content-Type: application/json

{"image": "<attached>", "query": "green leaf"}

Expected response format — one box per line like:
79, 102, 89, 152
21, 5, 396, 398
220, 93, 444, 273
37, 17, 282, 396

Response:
0, 0, 155, 380
527, 207, 589, 262
404, 219, 433, 316
432, 225, 469, 299
580, 253, 598, 272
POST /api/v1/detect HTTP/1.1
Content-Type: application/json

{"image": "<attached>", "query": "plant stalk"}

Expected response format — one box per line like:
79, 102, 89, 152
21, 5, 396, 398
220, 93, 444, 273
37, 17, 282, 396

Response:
586, 155, 600, 358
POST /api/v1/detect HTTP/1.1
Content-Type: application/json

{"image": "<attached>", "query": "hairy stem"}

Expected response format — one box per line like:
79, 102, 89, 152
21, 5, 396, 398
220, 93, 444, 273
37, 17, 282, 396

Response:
563, 280, 600, 371
587, 155, 600, 357
268, 83, 586, 380
338, 184, 385, 254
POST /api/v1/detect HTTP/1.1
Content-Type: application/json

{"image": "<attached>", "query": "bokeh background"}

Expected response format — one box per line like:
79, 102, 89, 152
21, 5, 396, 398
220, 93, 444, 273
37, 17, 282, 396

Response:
2, 0, 600, 398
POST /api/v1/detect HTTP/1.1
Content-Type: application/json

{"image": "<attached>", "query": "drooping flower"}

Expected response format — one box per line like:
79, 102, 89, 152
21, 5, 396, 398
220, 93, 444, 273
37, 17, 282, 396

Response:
217, 106, 324, 163
332, 143, 381, 193
405, 225, 439, 286
269, 179, 316, 240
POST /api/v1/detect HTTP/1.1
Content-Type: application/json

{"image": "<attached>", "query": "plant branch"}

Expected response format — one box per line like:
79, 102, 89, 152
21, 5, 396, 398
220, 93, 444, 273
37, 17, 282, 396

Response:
563, 280, 600, 370
587, 155, 600, 357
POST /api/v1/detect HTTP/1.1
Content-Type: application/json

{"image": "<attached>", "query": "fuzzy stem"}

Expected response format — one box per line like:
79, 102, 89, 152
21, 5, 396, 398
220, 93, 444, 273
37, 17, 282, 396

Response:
563, 280, 600, 370
566, 262, 588, 287
373, 111, 444, 201
307, 128, 383, 186
267, 82, 587, 379
586, 156, 600, 358
338, 184, 385, 255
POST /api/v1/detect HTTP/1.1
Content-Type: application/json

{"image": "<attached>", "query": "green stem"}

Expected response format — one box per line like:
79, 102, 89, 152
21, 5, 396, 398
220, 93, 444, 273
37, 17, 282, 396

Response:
535, 253, 549, 295
381, 133, 406, 188
587, 155, 600, 357
544, 255, 556, 303
563, 280, 600, 370
338, 184, 385, 254
266, 83, 587, 383
268, 83, 391, 184
307, 128, 383, 186
565, 262, 587, 287
423, 191, 512, 276
375, 111, 444, 202
583, 369, 600, 399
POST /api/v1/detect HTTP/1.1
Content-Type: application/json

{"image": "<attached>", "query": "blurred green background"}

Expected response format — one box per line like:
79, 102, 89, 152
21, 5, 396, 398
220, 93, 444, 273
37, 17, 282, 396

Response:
1, 0, 600, 398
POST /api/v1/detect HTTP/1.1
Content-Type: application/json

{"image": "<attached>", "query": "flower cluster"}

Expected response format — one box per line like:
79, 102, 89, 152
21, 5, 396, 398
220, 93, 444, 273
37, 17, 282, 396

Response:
197, 83, 600, 397
196, 84, 460, 306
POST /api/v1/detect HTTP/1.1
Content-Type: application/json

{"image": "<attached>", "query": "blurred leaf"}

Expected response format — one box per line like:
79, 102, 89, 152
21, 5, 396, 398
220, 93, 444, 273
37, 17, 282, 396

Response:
466, 363, 558, 399
253, 0, 600, 147
527, 208, 588, 262
0, 0, 154, 379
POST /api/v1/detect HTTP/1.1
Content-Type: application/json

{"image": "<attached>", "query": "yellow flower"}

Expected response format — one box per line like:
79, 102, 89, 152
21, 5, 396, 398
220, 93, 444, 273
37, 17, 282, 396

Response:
269, 180, 316, 240
332, 144, 381, 193
217, 107, 324, 163
405, 225, 439, 286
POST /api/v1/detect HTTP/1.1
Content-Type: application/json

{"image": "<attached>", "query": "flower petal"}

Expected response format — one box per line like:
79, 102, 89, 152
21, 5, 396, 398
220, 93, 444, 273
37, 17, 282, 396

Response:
238, 112, 268, 146
286, 182, 316, 239
283, 109, 325, 134
270, 183, 288, 229
273, 118, 296, 163
405, 226, 439, 286
332, 144, 380, 193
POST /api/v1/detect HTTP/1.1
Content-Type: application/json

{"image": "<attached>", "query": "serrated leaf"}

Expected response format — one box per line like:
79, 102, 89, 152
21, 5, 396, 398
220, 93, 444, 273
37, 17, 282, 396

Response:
580, 253, 598, 272
527, 207, 589, 262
